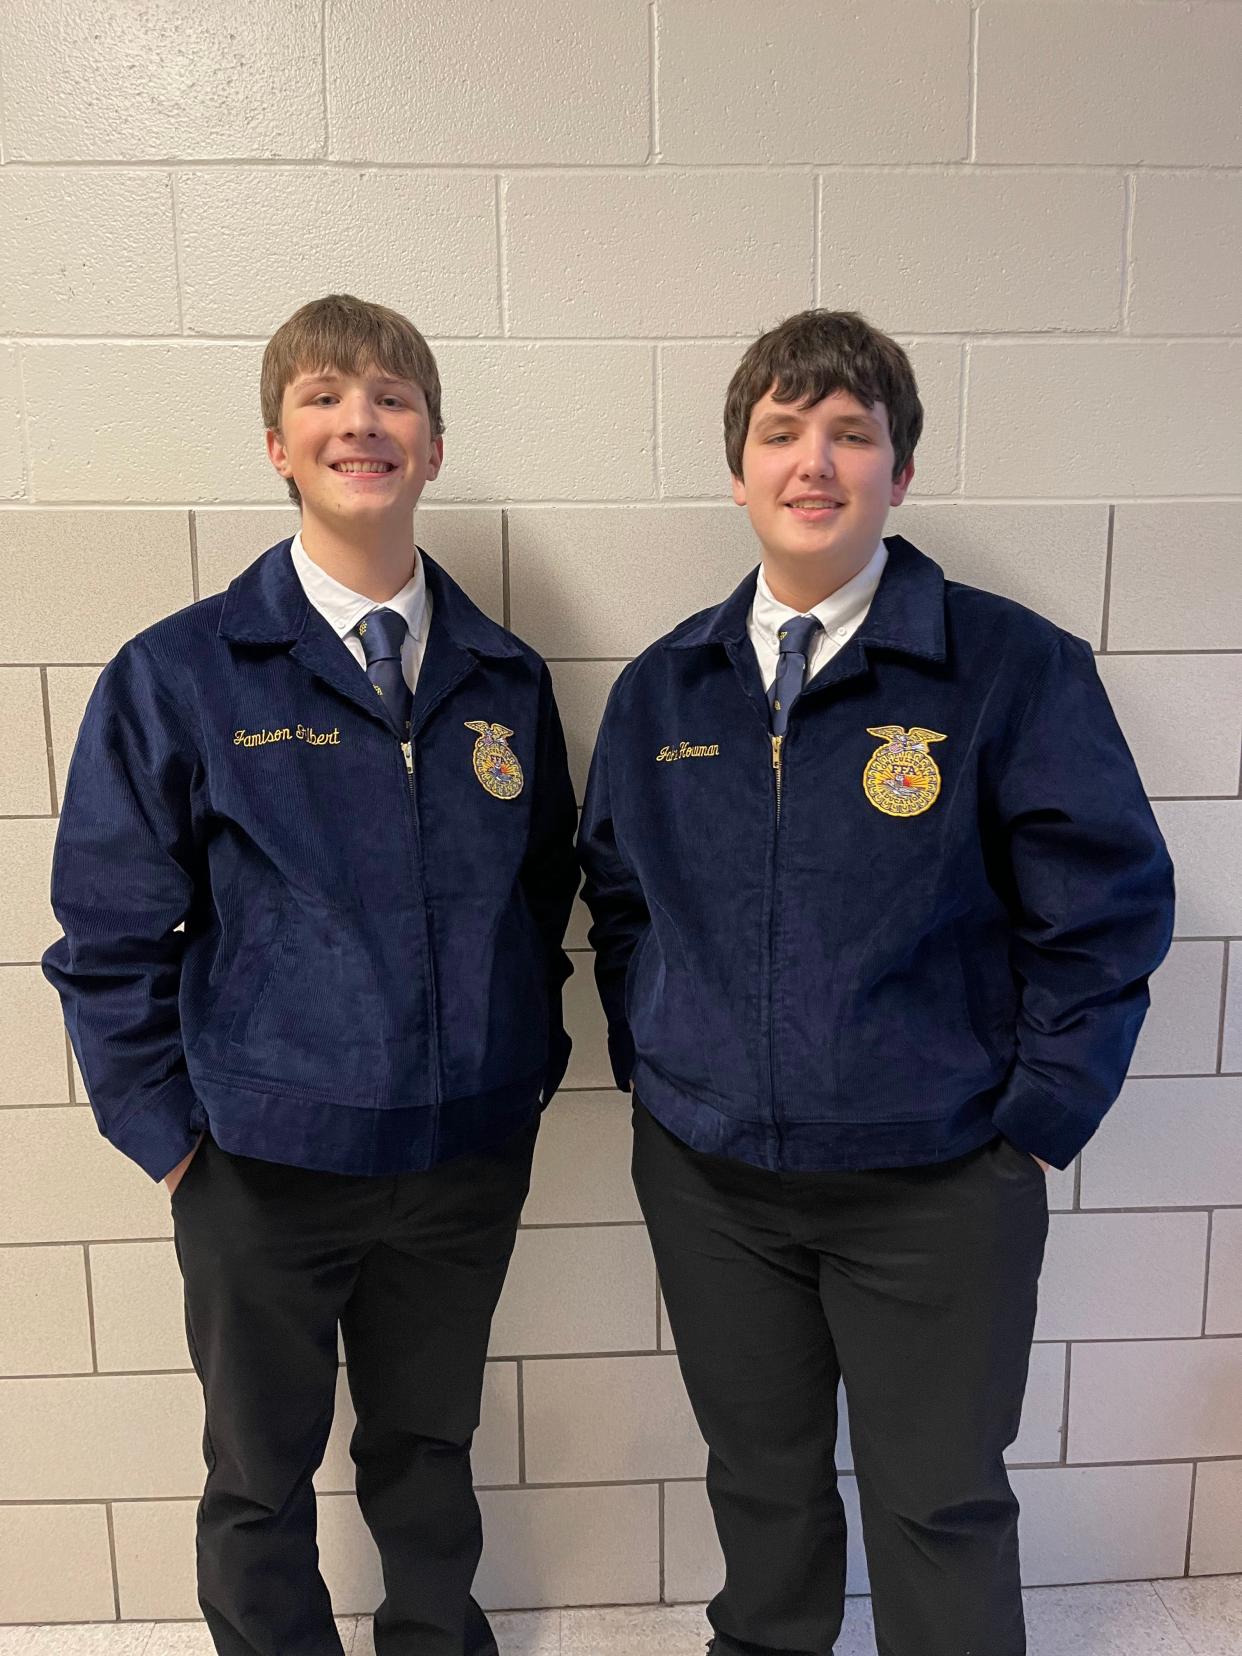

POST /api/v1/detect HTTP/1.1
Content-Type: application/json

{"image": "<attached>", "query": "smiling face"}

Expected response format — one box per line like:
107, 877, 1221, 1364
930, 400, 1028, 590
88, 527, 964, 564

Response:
265, 365, 443, 541
732, 385, 913, 584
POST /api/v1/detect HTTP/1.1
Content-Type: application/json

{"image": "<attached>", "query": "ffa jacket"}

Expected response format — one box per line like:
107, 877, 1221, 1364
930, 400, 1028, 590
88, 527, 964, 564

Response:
43, 542, 578, 1181
578, 537, 1174, 1173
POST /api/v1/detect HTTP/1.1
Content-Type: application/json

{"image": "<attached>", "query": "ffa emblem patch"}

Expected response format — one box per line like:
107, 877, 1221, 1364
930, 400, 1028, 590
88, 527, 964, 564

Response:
863, 726, 947, 818
464, 721, 524, 800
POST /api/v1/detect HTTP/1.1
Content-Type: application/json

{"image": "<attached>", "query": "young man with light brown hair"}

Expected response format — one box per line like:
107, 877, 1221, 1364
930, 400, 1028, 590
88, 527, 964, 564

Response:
46, 295, 578, 1656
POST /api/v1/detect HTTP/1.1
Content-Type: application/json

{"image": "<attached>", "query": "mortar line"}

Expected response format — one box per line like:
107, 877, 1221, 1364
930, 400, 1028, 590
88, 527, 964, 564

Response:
168, 172, 186, 334
1200, 1211, 1215, 1337
501, 509, 511, 629
1121, 173, 1137, 332
83, 1244, 100, 1372
1217, 943, 1232, 1073
955, 340, 969, 494
1183, 1462, 1199, 1577
39, 666, 58, 814
1100, 504, 1116, 651
648, 0, 661, 162
188, 510, 201, 602
967, 4, 981, 163
658, 1481, 667, 1601
105, 1500, 122, 1620
812, 173, 822, 306
64, 1030, 78, 1104
516, 1358, 527, 1483
496, 177, 510, 336
320, 0, 331, 158
7, 157, 1242, 174
14, 344, 33, 500
652, 345, 663, 498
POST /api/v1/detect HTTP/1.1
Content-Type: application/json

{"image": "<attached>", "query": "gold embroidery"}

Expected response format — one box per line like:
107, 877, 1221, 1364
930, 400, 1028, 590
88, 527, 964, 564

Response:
657, 742, 721, 763
233, 725, 340, 748
233, 728, 292, 747
863, 726, 946, 818
464, 721, 524, 800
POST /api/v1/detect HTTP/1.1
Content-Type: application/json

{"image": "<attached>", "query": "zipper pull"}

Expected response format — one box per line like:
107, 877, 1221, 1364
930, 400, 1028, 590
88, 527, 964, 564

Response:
401, 741, 413, 776
771, 734, 783, 771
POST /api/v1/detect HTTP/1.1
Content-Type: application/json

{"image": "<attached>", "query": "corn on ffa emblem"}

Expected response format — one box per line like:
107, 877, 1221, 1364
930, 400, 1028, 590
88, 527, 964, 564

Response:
464, 721, 524, 800
863, 726, 947, 817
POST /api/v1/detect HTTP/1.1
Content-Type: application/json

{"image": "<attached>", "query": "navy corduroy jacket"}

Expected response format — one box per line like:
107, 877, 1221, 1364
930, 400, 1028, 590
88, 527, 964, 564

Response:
578, 537, 1174, 1173
43, 542, 579, 1181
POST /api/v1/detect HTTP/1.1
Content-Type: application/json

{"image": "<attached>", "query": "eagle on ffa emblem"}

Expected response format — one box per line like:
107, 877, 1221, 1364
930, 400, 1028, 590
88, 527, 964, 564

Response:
464, 721, 524, 800
863, 726, 947, 817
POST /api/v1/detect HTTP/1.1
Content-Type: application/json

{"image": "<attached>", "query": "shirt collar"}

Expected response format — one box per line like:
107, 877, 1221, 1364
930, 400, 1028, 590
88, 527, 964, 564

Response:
664, 536, 947, 664
290, 531, 429, 645
750, 541, 888, 651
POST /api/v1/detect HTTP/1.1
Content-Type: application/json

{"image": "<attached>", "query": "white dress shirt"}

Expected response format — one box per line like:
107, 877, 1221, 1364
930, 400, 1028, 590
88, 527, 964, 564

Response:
748, 541, 888, 693
290, 532, 431, 694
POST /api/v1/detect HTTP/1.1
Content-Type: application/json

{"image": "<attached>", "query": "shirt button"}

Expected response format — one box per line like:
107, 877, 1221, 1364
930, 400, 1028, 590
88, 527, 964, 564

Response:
835, 627, 848, 640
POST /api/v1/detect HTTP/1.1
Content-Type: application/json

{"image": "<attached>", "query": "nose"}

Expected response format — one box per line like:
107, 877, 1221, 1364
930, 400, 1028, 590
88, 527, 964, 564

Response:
798, 435, 835, 479
338, 390, 381, 440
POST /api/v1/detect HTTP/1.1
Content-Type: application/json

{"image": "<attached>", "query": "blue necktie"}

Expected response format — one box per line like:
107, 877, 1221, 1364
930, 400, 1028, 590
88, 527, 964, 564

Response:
356, 609, 412, 736
768, 613, 822, 738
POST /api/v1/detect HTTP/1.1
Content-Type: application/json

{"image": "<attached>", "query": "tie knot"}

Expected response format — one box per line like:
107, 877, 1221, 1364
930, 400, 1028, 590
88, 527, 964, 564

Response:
356, 608, 407, 665
777, 614, 821, 658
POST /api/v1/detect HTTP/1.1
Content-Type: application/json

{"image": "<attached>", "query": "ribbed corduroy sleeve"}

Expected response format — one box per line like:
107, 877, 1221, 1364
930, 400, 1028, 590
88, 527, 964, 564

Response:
519, 665, 580, 1104
577, 693, 651, 1092
43, 640, 205, 1180
989, 633, 1176, 1168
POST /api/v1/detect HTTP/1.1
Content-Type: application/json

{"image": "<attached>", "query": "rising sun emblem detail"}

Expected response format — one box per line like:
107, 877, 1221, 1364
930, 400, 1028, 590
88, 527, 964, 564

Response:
464, 721, 525, 800
863, 726, 947, 818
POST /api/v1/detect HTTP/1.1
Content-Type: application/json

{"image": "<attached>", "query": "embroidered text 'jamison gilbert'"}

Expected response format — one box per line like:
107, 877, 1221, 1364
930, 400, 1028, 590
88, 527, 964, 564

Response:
233, 725, 342, 748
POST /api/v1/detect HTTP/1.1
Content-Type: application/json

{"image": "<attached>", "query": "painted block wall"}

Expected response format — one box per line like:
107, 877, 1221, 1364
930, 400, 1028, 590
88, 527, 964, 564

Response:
1, 0, 1240, 1623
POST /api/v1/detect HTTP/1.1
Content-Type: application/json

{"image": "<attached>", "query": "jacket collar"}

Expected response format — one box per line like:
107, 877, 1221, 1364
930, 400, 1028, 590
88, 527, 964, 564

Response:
218, 538, 521, 659
663, 535, 947, 666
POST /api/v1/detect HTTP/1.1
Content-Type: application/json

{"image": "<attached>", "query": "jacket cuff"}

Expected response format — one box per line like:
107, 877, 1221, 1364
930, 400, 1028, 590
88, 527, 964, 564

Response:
607, 1021, 635, 1093
106, 1076, 201, 1181
990, 1071, 1101, 1170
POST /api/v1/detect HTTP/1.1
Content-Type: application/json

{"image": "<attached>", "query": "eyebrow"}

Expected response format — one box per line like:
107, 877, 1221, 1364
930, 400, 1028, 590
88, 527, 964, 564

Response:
752, 407, 882, 436
292, 370, 415, 390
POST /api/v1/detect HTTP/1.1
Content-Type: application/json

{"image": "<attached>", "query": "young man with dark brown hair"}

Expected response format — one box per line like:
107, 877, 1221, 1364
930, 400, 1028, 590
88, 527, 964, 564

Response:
45, 295, 578, 1656
579, 309, 1174, 1656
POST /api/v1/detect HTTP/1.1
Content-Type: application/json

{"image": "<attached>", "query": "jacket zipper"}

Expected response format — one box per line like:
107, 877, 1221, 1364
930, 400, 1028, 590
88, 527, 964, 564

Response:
766, 728, 787, 1160
399, 736, 442, 1116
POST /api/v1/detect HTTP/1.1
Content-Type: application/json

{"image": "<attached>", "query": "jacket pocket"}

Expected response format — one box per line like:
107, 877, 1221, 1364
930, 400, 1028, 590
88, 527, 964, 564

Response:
222, 898, 386, 1099
626, 913, 726, 1104
810, 928, 1009, 1124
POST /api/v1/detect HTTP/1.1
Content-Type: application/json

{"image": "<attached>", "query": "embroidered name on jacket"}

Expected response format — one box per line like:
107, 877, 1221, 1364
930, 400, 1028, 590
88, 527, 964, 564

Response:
233, 725, 341, 748
863, 726, 946, 817
464, 721, 524, 799
657, 742, 721, 763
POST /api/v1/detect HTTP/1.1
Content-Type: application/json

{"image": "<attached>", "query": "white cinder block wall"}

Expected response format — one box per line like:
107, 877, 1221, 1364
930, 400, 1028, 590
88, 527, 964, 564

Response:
1, 0, 1240, 1625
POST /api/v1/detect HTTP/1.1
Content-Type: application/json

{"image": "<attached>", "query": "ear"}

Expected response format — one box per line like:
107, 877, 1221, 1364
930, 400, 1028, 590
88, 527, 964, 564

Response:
266, 427, 293, 479
890, 458, 914, 507
425, 434, 444, 483
731, 471, 748, 507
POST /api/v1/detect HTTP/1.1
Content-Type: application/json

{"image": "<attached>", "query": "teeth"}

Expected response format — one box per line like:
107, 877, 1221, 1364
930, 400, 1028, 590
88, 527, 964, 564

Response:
334, 461, 393, 474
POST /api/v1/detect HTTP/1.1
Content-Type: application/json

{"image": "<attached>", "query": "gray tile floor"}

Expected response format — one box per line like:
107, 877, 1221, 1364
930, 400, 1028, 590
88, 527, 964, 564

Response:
1, 1579, 1241, 1653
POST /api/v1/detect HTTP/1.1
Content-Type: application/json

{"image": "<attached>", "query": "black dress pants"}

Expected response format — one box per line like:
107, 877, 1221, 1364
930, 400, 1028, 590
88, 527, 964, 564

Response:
632, 1103, 1049, 1656
171, 1120, 537, 1656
